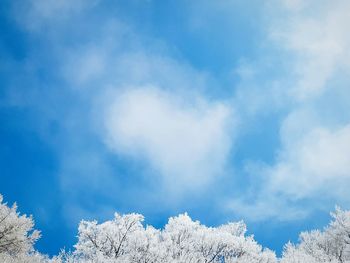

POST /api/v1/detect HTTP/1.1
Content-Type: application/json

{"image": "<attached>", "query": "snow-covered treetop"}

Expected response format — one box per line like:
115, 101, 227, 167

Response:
281, 207, 350, 263
1, 193, 350, 263
0, 194, 40, 256
71, 211, 276, 263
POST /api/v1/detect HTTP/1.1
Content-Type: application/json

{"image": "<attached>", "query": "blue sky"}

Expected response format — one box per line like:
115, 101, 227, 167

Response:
1, 0, 350, 257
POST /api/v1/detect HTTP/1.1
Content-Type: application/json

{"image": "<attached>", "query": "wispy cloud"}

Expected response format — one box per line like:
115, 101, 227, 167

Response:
103, 87, 235, 193
272, 0, 350, 100
4, 0, 239, 223
3, 0, 350, 228
228, 0, 350, 221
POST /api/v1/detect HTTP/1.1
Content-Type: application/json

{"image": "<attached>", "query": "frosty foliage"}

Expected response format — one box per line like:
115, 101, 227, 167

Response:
2, 193, 350, 262
281, 207, 350, 263
70, 212, 276, 263
0, 194, 42, 262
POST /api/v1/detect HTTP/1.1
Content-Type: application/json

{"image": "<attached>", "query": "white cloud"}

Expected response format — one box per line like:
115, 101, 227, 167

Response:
228, 0, 350, 221
245, 123, 350, 221
10, 0, 239, 216
103, 87, 235, 192
272, 0, 350, 100
10, 0, 350, 223
268, 121, 350, 200
229, 109, 350, 221
266, 0, 350, 205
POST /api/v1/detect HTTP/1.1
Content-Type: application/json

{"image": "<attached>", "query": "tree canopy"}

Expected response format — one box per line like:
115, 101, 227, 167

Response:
1, 193, 350, 262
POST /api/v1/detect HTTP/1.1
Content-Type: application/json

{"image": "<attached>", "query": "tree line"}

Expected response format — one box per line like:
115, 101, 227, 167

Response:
1, 193, 349, 262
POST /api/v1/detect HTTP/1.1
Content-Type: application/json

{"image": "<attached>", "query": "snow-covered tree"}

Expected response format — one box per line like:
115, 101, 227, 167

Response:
0, 194, 40, 256
73, 212, 162, 262
3, 191, 350, 263
67, 212, 277, 263
161, 213, 275, 262
0, 194, 57, 263
0, 251, 55, 263
281, 207, 350, 263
